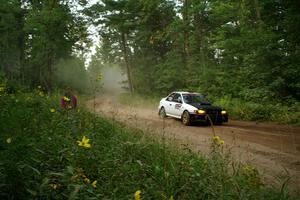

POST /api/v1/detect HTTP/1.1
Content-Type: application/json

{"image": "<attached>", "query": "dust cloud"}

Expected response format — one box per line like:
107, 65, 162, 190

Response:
101, 65, 128, 95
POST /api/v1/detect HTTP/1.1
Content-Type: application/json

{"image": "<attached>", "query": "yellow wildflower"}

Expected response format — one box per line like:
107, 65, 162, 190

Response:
63, 96, 71, 101
149, 36, 154, 44
25, 96, 32, 102
80, 172, 86, 178
84, 177, 90, 184
49, 183, 58, 190
244, 164, 253, 172
91, 180, 97, 188
50, 108, 56, 113
98, 73, 103, 80
6, 138, 12, 144
134, 190, 141, 200
212, 136, 225, 145
212, 136, 220, 142
169, 195, 174, 200
77, 136, 91, 148
38, 91, 44, 97
71, 174, 80, 181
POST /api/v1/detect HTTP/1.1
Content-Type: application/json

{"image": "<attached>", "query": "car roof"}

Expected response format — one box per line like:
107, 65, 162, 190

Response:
173, 91, 200, 95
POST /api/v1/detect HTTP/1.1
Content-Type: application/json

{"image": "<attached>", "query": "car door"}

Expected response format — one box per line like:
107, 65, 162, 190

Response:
171, 93, 184, 117
164, 93, 176, 115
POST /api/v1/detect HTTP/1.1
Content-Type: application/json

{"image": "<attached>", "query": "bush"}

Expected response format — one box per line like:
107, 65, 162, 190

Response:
215, 96, 300, 125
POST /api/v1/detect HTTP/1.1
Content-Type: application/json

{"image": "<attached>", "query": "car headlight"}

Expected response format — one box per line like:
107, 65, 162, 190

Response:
197, 109, 206, 114
221, 110, 227, 115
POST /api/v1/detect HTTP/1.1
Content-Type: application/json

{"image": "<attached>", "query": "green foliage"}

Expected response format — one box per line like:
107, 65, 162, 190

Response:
87, 0, 300, 123
23, 0, 89, 91
0, 0, 24, 80
0, 0, 90, 93
215, 97, 300, 125
54, 58, 90, 94
1, 90, 299, 199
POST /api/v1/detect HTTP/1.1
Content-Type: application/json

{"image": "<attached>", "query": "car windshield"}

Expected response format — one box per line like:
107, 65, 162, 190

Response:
182, 94, 206, 104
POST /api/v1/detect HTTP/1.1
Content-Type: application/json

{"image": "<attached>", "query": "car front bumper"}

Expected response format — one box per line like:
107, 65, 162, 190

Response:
190, 114, 228, 124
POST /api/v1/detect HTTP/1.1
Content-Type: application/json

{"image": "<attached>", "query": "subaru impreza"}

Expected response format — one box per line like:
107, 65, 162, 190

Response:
158, 92, 228, 125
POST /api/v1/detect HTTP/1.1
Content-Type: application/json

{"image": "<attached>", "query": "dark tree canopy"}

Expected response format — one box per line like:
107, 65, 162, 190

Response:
86, 0, 300, 103
1, 0, 299, 103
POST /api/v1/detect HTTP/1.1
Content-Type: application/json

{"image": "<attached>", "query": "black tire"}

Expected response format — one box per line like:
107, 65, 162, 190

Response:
159, 107, 167, 118
182, 111, 191, 126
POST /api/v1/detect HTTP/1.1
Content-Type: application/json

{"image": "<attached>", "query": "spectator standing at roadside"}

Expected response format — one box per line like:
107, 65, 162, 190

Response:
61, 88, 77, 110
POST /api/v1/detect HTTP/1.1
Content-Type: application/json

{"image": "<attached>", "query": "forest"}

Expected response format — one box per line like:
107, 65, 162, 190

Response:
1, 1, 300, 199
1, 0, 300, 118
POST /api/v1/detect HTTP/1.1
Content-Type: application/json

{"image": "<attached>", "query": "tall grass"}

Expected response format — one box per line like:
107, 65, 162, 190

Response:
214, 97, 300, 125
0, 89, 298, 199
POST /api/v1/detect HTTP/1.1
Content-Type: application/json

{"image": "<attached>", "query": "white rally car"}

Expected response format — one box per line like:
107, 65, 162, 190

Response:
158, 92, 228, 125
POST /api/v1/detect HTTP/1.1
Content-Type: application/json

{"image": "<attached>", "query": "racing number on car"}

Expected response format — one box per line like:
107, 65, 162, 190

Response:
175, 104, 182, 110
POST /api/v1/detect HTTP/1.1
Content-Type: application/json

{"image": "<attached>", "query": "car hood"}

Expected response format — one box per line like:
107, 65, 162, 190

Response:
188, 103, 222, 111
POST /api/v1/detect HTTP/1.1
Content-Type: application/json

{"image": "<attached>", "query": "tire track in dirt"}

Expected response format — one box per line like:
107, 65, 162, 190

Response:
86, 96, 300, 191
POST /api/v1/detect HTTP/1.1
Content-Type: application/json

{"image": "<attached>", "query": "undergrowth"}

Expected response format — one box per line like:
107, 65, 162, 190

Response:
214, 97, 300, 125
0, 88, 299, 199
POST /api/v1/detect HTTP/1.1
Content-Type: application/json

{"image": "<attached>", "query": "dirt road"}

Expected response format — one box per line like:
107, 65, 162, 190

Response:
87, 97, 300, 191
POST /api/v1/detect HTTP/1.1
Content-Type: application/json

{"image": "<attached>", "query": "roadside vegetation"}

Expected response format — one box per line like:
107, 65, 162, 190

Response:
214, 97, 300, 124
1, 83, 299, 199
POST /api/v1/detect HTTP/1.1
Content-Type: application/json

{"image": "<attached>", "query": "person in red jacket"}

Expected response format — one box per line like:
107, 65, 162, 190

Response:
61, 88, 77, 110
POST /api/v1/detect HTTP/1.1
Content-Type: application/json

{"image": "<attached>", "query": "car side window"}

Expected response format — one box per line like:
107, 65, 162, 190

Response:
183, 95, 191, 103
166, 93, 176, 101
173, 93, 181, 103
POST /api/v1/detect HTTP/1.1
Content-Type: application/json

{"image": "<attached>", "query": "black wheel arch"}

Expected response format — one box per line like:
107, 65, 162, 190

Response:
181, 110, 190, 119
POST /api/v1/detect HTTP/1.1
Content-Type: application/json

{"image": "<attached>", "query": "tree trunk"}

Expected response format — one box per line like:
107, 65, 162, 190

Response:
253, 0, 261, 22
182, 0, 189, 64
194, 8, 206, 70
121, 32, 134, 93
46, 50, 53, 96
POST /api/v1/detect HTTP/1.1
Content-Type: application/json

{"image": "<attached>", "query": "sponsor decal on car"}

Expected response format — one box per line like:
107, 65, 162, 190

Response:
175, 103, 182, 109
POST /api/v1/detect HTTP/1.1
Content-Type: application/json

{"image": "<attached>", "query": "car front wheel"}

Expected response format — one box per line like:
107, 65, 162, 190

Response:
182, 111, 191, 126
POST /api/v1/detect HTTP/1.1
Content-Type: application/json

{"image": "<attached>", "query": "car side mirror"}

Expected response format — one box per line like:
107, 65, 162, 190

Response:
178, 98, 182, 103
